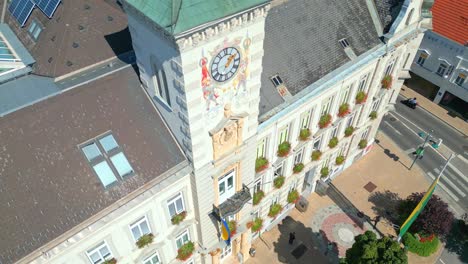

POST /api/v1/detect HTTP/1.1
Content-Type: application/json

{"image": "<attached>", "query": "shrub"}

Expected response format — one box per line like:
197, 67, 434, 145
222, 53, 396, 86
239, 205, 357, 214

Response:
355, 91, 368, 104
344, 126, 354, 137
171, 211, 187, 225
318, 114, 332, 129
293, 163, 304, 173
252, 190, 265, 205
136, 233, 154, 248
311, 150, 322, 161
273, 176, 285, 189
176, 241, 195, 261
336, 155, 345, 165
381, 75, 392, 89
228, 220, 237, 237
287, 189, 300, 204
299, 128, 311, 141
255, 157, 269, 173
277, 141, 291, 157
369, 111, 378, 120
328, 137, 339, 148
338, 103, 350, 117
251, 217, 263, 233
358, 139, 368, 149
320, 167, 329, 178
403, 233, 440, 257
103, 259, 117, 264
268, 203, 283, 218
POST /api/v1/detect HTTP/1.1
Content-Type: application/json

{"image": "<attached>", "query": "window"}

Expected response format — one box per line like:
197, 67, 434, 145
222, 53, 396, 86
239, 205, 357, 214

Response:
436, 63, 447, 76
385, 60, 395, 76
417, 52, 428, 66
81, 133, 134, 188
271, 75, 283, 87
322, 156, 330, 168
278, 125, 289, 143
130, 216, 151, 241
331, 124, 339, 138
371, 99, 380, 111
403, 53, 411, 69
300, 110, 311, 129
176, 230, 190, 249
167, 193, 185, 218
339, 38, 350, 48
254, 178, 262, 193
274, 161, 284, 177
341, 85, 351, 104
28, 20, 42, 40
405, 8, 414, 25
86, 241, 113, 264
358, 74, 369, 91
447, 65, 454, 77
220, 244, 232, 259
361, 127, 370, 140
218, 170, 235, 204
313, 136, 322, 150
455, 73, 466, 86
294, 149, 304, 164
321, 96, 334, 115
257, 137, 267, 158
143, 253, 161, 264
346, 113, 355, 127
151, 56, 171, 107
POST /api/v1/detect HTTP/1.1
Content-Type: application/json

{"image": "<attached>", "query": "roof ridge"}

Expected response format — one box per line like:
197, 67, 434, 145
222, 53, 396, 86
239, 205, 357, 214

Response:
171, 0, 183, 33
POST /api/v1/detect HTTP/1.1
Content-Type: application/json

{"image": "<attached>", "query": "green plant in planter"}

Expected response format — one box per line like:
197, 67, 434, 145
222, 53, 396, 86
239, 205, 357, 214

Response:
277, 141, 291, 157
336, 155, 345, 165
287, 189, 300, 204
369, 111, 378, 120
358, 139, 368, 149
273, 176, 285, 189
338, 103, 350, 117
103, 259, 117, 264
344, 126, 354, 137
136, 233, 154, 249
176, 241, 195, 261
228, 220, 237, 237
252, 190, 265, 205
381, 75, 392, 89
255, 157, 269, 173
328, 137, 339, 148
171, 211, 187, 225
318, 114, 332, 129
293, 163, 304, 173
251, 217, 263, 233
268, 203, 283, 218
311, 150, 322, 161
299, 128, 311, 141
355, 91, 368, 104
320, 167, 329, 178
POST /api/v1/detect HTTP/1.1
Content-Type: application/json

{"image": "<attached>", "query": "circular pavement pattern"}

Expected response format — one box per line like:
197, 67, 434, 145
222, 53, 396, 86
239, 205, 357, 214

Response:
338, 227, 355, 243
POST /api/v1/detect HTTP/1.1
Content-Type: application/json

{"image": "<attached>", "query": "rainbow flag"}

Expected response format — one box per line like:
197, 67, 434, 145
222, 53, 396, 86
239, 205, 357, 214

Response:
398, 176, 439, 240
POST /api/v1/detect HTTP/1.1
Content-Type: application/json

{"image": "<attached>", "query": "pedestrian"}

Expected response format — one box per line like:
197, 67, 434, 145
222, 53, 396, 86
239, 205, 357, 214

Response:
289, 232, 296, 245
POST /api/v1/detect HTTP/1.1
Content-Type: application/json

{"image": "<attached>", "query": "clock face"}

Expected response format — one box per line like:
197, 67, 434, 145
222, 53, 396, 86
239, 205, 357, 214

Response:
211, 47, 241, 82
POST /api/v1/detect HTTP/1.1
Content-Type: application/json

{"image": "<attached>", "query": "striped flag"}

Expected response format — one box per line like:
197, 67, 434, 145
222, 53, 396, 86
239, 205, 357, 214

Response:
398, 176, 439, 240
220, 218, 231, 245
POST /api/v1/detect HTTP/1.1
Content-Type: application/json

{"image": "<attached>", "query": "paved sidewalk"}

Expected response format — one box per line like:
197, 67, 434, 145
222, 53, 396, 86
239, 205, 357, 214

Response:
400, 85, 468, 136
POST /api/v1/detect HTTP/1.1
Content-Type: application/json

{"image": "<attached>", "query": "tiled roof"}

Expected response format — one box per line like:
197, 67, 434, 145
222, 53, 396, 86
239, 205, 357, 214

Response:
373, 0, 404, 33
432, 0, 468, 45
0, 68, 186, 263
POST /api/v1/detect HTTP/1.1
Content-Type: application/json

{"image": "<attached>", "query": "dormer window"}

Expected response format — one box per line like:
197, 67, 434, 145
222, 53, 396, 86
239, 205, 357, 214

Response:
271, 74, 283, 87
339, 38, 350, 48
455, 73, 466, 86
436, 63, 448, 77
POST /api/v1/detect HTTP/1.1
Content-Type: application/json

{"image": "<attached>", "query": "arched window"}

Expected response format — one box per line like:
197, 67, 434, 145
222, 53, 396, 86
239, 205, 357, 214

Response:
405, 8, 414, 26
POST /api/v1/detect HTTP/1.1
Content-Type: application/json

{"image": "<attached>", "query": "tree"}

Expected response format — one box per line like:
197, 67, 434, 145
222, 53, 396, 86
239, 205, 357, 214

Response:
341, 231, 407, 264
445, 213, 468, 262
398, 193, 454, 237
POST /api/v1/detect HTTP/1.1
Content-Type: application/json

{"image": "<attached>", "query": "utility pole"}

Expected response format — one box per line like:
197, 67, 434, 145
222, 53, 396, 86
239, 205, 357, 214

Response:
409, 129, 433, 170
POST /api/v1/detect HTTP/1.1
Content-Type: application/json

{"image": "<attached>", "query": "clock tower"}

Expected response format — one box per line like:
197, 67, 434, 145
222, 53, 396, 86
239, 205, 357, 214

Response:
123, 0, 270, 262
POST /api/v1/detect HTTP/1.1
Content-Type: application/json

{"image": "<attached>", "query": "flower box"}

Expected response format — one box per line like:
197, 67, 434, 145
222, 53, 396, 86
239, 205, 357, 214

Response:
337, 103, 350, 118
103, 258, 117, 264
381, 75, 392, 89
299, 128, 311, 141
355, 91, 368, 104
344, 126, 354, 137
293, 163, 304, 173
311, 150, 322, 161
253, 190, 265, 205
287, 189, 300, 204
320, 167, 329, 178
335, 155, 345, 165
171, 211, 187, 225
369, 111, 377, 120
268, 203, 283, 218
328, 137, 339, 148
251, 217, 263, 233
273, 176, 285, 189
136, 233, 154, 249
358, 139, 368, 149
255, 157, 269, 173
277, 141, 291, 157
318, 114, 332, 129
176, 241, 195, 261
228, 220, 237, 237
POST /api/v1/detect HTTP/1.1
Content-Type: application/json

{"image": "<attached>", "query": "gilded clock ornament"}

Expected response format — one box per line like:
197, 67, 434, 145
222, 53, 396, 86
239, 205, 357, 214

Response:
210, 47, 241, 82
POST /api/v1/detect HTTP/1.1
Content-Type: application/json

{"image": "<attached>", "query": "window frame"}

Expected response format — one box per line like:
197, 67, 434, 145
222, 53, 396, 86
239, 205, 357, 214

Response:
294, 148, 304, 165
436, 63, 448, 77
129, 215, 152, 242
300, 110, 312, 129
358, 73, 369, 92
361, 127, 371, 140
86, 241, 113, 264
313, 135, 322, 150
167, 192, 186, 218
455, 73, 466, 86
274, 161, 284, 177
341, 85, 351, 104
175, 229, 190, 249
321, 96, 334, 115
385, 60, 395, 76
27, 19, 43, 41
278, 125, 289, 143
143, 252, 161, 264
371, 99, 380, 112
346, 113, 355, 128
218, 169, 236, 204
417, 52, 428, 66
271, 74, 283, 87
254, 177, 262, 193
256, 137, 267, 158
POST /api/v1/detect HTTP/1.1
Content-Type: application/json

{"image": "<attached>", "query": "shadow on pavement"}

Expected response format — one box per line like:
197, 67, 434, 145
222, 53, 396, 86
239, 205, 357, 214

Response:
272, 216, 336, 264
368, 190, 402, 226
445, 215, 468, 263
374, 137, 410, 169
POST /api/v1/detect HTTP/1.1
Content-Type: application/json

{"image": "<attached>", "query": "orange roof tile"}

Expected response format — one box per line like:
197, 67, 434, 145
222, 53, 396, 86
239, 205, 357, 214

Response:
431, 0, 468, 45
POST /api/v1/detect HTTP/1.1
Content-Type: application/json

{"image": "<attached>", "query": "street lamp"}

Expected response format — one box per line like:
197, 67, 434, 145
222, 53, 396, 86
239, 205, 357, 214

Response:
409, 129, 434, 170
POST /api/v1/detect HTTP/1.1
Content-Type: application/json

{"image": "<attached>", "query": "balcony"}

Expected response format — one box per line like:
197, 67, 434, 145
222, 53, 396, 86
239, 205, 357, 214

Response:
213, 185, 251, 219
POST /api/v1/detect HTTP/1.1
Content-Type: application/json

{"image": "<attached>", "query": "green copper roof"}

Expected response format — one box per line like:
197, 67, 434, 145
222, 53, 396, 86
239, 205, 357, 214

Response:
125, 0, 269, 35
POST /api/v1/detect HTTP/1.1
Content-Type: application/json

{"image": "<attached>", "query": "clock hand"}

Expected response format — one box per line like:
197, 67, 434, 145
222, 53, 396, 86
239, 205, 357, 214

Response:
224, 54, 236, 68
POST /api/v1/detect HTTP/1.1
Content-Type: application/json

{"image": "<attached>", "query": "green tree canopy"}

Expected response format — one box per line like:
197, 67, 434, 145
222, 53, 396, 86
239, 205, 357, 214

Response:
341, 231, 407, 264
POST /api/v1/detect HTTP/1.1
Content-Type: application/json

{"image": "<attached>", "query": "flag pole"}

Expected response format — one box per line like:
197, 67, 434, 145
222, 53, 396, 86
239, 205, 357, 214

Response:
397, 153, 454, 242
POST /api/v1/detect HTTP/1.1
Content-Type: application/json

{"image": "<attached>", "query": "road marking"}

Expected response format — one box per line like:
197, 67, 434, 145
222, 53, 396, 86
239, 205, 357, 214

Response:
439, 258, 446, 264
458, 154, 468, 163
383, 121, 402, 135
447, 162, 468, 182
92, 69, 97, 73
404, 148, 416, 154
432, 169, 466, 197
391, 110, 428, 135
427, 172, 460, 202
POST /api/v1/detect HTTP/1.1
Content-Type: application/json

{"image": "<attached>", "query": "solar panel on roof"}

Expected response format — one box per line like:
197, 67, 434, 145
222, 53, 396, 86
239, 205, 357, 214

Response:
33, 0, 61, 18
8, 0, 35, 27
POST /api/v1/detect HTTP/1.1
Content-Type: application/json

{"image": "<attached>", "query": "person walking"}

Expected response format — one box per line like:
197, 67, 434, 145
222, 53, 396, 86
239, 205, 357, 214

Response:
289, 232, 296, 245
